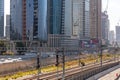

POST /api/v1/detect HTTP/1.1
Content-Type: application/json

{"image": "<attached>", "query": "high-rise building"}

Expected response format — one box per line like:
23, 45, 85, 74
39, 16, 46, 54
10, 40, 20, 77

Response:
49, 0, 65, 34
116, 26, 120, 43
64, 0, 72, 36
33, 0, 48, 41
10, 0, 23, 40
72, 0, 83, 38
90, 0, 102, 39
22, 0, 27, 41
101, 11, 110, 42
10, 0, 48, 42
64, 0, 90, 39
83, 0, 90, 38
26, 0, 34, 41
0, 0, 4, 38
109, 30, 114, 44
6, 15, 10, 40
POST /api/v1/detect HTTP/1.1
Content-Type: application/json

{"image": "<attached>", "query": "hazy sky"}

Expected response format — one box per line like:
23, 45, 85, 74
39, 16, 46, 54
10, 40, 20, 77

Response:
4, 0, 120, 31
4, 0, 10, 28
102, 0, 120, 31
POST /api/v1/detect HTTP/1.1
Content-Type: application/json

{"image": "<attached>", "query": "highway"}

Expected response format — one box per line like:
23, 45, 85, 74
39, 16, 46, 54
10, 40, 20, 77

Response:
0, 54, 36, 64
0, 52, 87, 65
0, 53, 89, 76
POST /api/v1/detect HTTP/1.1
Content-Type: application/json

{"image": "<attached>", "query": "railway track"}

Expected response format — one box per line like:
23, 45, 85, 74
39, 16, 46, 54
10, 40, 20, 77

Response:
23, 59, 118, 80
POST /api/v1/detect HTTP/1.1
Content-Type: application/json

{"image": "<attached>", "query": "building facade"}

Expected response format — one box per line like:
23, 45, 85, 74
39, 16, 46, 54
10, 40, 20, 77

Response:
90, 0, 102, 39
116, 26, 120, 43
26, 0, 34, 41
47, 34, 79, 47
101, 11, 110, 42
64, 0, 90, 39
83, 0, 90, 38
109, 30, 114, 44
49, 0, 65, 35
10, 0, 23, 40
0, 0, 4, 38
33, 0, 48, 42
6, 15, 10, 40
72, 0, 83, 38
64, 0, 72, 36
10, 0, 48, 42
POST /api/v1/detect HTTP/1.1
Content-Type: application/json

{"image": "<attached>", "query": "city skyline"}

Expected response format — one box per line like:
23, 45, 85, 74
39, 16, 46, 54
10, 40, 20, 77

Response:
5, 0, 120, 31
0, 1, 120, 80
102, 0, 120, 31
7, 0, 102, 41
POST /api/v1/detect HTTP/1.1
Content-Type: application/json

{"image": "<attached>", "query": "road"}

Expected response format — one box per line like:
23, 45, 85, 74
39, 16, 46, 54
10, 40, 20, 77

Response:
0, 52, 89, 76
0, 52, 87, 65
0, 54, 37, 64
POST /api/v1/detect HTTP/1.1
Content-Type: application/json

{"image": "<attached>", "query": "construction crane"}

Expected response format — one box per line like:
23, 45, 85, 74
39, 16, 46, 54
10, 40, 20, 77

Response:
104, 0, 109, 12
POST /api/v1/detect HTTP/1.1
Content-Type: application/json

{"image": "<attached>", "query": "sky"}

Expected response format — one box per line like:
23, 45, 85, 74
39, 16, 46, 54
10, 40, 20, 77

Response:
4, 0, 120, 31
102, 0, 120, 31
4, 0, 10, 29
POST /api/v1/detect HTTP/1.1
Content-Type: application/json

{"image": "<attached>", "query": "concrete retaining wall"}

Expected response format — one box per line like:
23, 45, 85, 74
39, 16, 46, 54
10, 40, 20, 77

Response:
87, 63, 120, 80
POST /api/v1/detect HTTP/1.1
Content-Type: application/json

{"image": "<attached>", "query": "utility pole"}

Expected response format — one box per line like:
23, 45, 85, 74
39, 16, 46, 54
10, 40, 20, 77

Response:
79, 51, 81, 66
55, 49, 59, 79
100, 40, 102, 66
37, 47, 41, 80
37, 52, 40, 80
62, 48, 65, 80
95, 0, 102, 66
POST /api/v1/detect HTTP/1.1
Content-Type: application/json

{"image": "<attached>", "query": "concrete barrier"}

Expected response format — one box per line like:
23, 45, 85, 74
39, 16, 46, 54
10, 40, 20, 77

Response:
0, 59, 36, 76
87, 63, 120, 80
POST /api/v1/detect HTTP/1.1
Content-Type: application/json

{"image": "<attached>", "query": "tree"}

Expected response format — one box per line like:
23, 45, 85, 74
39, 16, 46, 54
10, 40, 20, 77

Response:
16, 42, 25, 55
0, 41, 6, 54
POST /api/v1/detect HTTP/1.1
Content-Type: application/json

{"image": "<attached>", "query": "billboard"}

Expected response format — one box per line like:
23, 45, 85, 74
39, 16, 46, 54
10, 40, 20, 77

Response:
79, 38, 99, 48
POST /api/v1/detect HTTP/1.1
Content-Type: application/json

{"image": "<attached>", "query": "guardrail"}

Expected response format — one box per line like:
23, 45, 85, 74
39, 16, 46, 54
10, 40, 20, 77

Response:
0, 47, 117, 51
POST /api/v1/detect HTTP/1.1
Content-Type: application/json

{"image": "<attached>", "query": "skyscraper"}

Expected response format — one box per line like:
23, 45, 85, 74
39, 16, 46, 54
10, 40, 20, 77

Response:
90, 0, 102, 39
26, 0, 34, 41
33, 0, 48, 41
83, 0, 90, 38
10, 0, 23, 40
64, 0, 72, 36
116, 26, 120, 43
0, 0, 4, 38
72, 0, 83, 38
49, 0, 65, 34
64, 0, 91, 39
109, 30, 114, 44
6, 15, 10, 40
101, 11, 110, 41
10, 0, 48, 42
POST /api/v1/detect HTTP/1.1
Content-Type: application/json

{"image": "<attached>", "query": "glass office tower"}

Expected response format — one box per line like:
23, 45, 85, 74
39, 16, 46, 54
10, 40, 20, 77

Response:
10, 0, 48, 41
0, 0, 4, 37
10, 0, 23, 40
33, 0, 48, 42
49, 0, 65, 34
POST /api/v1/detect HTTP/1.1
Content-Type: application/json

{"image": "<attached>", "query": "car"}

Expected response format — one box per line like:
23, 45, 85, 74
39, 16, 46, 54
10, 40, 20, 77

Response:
0, 58, 5, 62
